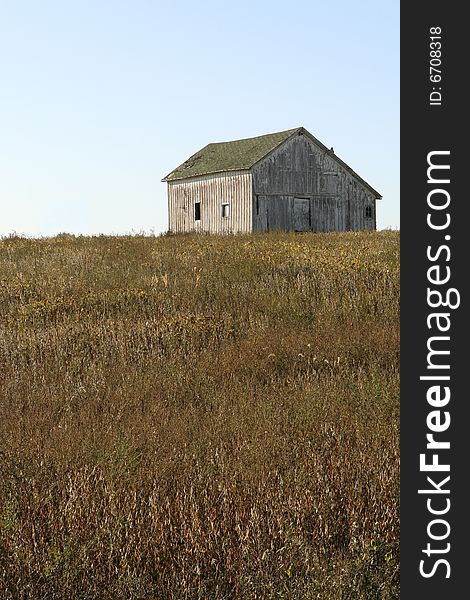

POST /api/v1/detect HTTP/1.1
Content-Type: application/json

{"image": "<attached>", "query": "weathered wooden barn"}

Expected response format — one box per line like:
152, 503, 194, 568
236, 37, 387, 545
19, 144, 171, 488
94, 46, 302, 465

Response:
162, 127, 381, 234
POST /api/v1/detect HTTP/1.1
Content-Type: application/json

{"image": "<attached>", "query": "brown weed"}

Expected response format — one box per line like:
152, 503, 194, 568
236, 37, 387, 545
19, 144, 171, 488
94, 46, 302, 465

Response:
0, 231, 399, 599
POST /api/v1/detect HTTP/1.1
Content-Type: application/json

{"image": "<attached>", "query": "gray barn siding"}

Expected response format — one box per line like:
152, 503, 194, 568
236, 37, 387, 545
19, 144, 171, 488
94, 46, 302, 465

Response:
252, 134, 317, 197
252, 133, 376, 232
168, 171, 252, 234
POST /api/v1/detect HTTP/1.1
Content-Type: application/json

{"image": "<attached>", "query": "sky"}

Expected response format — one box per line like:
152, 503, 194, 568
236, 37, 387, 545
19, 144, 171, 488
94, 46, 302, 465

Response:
0, 0, 399, 237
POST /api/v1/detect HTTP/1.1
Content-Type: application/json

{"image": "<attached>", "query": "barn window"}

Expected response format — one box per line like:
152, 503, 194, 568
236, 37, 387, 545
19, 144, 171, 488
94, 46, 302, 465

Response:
256, 195, 259, 215
194, 202, 201, 221
222, 203, 230, 218
365, 205, 373, 219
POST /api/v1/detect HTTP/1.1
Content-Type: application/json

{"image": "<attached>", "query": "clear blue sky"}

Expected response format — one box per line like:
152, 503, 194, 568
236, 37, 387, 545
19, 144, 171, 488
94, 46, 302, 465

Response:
0, 0, 399, 236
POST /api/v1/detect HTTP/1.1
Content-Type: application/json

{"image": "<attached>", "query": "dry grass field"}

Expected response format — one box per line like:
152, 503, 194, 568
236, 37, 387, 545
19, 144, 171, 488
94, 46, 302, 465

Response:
0, 231, 399, 599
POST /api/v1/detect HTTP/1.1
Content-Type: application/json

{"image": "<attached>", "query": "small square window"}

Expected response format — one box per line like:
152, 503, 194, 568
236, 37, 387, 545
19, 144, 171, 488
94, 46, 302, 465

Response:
194, 202, 201, 221
365, 206, 373, 219
222, 203, 230, 218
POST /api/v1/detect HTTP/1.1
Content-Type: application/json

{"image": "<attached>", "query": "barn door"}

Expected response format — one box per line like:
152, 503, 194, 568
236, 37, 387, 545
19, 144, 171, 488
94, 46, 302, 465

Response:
293, 198, 310, 231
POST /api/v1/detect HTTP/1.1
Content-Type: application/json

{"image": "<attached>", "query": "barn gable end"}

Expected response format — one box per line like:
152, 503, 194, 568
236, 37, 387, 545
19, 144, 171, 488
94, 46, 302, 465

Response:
251, 130, 380, 232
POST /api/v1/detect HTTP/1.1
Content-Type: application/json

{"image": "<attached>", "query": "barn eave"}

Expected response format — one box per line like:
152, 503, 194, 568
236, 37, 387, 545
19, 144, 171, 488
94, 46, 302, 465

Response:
162, 167, 251, 183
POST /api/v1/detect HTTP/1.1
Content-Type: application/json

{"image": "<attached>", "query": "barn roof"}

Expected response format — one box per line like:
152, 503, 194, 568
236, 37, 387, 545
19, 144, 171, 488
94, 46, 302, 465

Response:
162, 127, 381, 198
162, 128, 297, 182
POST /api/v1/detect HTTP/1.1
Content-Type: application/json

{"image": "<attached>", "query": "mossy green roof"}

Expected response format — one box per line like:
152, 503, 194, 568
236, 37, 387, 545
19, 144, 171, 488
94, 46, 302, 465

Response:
162, 126, 382, 198
162, 128, 300, 181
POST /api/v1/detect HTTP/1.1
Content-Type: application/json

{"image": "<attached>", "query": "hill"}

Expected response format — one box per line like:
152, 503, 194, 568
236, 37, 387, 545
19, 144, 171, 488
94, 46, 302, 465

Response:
0, 231, 399, 599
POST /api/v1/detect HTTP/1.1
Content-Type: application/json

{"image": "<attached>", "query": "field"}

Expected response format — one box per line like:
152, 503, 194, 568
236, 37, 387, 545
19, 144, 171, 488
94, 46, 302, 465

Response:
0, 231, 399, 599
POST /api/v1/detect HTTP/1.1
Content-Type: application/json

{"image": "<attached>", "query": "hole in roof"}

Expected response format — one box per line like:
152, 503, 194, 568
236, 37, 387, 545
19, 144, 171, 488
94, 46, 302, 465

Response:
183, 155, 202, 169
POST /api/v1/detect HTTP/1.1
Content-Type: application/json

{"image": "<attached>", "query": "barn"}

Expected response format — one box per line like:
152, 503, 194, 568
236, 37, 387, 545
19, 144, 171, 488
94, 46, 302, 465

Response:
162, 127, 381, 234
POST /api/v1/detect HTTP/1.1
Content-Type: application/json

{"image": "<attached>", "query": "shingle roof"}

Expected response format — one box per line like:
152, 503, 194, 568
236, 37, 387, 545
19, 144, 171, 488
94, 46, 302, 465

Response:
162, 128, 299, 182
162, 127, 382, 198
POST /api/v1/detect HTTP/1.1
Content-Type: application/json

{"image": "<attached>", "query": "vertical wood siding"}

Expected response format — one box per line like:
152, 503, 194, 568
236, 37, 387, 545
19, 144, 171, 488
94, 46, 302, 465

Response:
168, 171, 252, 234
251, 133, 377, 232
